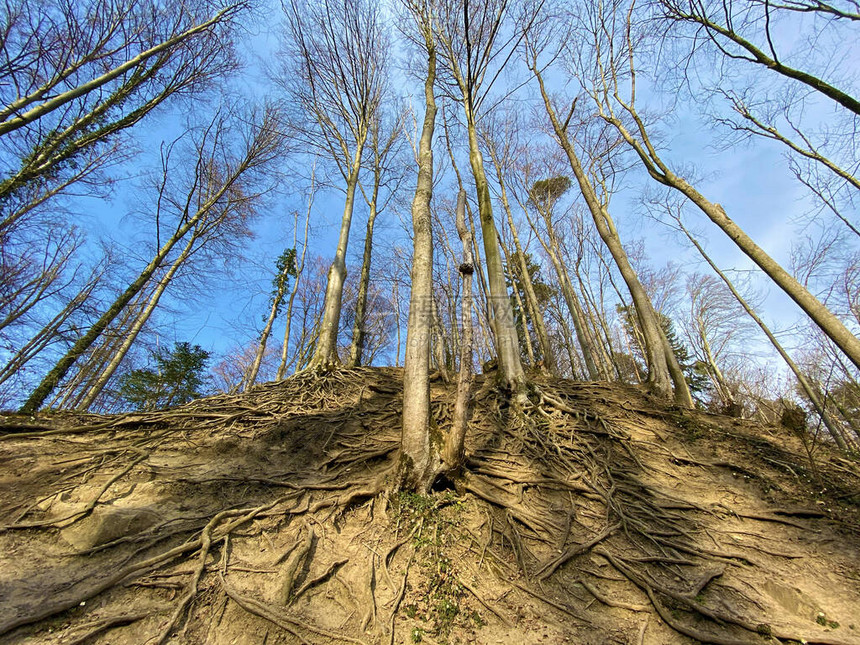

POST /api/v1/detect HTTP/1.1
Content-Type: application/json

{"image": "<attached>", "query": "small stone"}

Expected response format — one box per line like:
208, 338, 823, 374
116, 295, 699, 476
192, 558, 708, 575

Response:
60, 506, 161, 550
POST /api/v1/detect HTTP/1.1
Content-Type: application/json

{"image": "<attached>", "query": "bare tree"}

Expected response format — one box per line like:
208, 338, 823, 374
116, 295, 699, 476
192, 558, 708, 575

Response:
0, 0, 244, 237
0, 225, 85, 335
575, 0, 860, 372
400, 0, 440, 491
279, 0, 388, 369
482, 115, 558, 375
441, 108, 497, 362
657, 0, 860, 116
276, 181, 315, 380
19, 107, 283, 413
0, 253, 109, 403
76, 231, 198, 409
434, 0, 539, 397
651, 2, 860, 241
683, 273, 751, 409
512, 164, 608, 381
670, 209, 856, 450
244, 249, 297, 389
347, 109, 406, 367
525, 28, 692, 403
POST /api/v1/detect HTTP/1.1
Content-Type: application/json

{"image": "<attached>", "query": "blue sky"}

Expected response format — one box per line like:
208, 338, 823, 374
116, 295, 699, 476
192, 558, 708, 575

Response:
7, 0, 857, 404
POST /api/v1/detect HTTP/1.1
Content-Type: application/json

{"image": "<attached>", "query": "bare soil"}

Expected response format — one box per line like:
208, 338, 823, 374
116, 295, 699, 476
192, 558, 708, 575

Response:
1, 367, 859, 645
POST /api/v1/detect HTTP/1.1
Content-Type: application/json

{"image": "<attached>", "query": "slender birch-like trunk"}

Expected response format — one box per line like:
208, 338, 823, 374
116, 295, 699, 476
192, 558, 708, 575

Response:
444, 189, 474, 471
309, 153, 364, 369
400, 19, 439, 492
276, 202, 312, 381
522, 201, 602, 380
77, 233, 197, 409
245, 254, 296, 389
347, 186, 378, 368
677, 218, 855, 451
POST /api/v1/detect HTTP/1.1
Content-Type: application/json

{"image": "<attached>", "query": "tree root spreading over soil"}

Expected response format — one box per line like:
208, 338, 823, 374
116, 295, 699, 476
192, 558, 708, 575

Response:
0, 367, 859, 644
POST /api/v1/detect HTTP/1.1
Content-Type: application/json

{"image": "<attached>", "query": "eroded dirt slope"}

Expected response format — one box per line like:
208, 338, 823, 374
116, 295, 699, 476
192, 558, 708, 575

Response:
0, 367, 859, 645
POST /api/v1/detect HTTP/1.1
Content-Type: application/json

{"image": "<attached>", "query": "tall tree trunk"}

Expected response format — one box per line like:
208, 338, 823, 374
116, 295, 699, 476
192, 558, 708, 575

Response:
431, 296, 451, 380
464, 119, 526, 396
309, 150, 364, 370
696, 318, 735, 409
499, 237, 535, 366
77, 233, 197, 409
570, 250, 615, 380
401, 30, 439, 492
245, 257, 293, 389
393, 278, 402, 367
533, 66, 691, 404
443, 122, 496, 360
444, 189, 473, 471
487, 143, 557, 375
524, 204, 601, 380
677, 219, 855, 451
277, 181, 313, 380
21, 218, 201, 413
55, 291, 148, 410
603, 110, 860, 373
347, 190, 378, 368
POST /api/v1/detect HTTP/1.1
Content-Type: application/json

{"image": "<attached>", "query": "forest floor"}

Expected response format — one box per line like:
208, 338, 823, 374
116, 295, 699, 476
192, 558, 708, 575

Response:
1, 367, 860, 645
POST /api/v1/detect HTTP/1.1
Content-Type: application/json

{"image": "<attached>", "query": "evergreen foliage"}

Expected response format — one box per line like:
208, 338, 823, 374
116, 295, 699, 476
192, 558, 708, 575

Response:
118, 342, 211, 410
618, 304, 709, 396
268, 248, 297, 322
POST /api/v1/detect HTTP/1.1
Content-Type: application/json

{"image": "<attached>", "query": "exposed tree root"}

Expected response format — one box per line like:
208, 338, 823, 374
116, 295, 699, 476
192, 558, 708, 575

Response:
0, 369, 858, 644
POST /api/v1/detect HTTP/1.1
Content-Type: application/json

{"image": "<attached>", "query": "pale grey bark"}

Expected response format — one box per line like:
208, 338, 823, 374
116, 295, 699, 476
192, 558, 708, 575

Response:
444, 189, 474, 471
584, 7, 860, 374
464, 115, 527, 396
442, 111, 496, 360
697, 326, 735, 408
347, 114, 404, 368
347, 191, 378, 368
431, 296, 451, 380
529, 59, 691, 405
400, 6, 439, 492
436, 0, 530, 397
676, 217, 855, 451
53, 290, 149, 410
